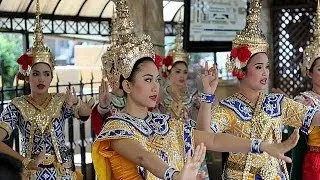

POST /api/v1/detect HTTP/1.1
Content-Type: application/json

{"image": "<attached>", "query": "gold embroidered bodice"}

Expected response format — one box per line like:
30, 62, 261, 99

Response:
210, 93, 318, 179
93, 112, 195, 180
0, 93, 72, 162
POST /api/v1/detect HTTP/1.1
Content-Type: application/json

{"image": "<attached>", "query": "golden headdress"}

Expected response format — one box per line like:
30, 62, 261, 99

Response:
302, 0, 320, 77
17, 0, 55, 79
114, 0, 155, 79
101, 7, 122, 90
226, 0, 269, 78
164, 20, 189, 69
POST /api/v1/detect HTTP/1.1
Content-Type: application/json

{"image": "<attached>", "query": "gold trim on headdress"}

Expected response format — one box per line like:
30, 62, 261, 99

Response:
226, 0, 269, 78
302, 0, 320, 76
114, 0, 155, 79
101, 6, 122, 90
17, 0, 55, 78
167, 20, 189, 69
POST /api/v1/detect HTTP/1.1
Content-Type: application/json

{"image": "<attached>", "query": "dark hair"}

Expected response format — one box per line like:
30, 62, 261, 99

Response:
168, 61, 188, 73
309, 58, 320, 73
238, 53, 265, 80
119, 57, 154, 94
0, 153, 23, 180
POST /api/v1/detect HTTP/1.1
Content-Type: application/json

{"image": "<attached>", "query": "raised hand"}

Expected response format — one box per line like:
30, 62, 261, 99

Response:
26, 150, 46, 171
175, 143, 206, 180
65, 87, 78, 107
262, 129, 299, 163
99, 79, 111, 108
201, 61, 219, 94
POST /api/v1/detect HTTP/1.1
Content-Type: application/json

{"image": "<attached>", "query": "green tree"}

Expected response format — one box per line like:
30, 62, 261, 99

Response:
0, 33, 23, 100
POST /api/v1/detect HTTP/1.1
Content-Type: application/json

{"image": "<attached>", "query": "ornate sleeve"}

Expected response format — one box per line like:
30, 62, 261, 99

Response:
0, 104, 20, 140
62, 103, 74, 120
210, 105, 232, 133
282, 97, 319, 134
95, 119, 136, 142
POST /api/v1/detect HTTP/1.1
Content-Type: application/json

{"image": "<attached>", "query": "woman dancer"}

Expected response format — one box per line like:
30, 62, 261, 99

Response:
92, 1, 300, 179
0, 1, 91, 179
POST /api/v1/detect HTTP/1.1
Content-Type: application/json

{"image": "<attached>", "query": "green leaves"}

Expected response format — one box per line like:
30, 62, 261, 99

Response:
0, 33, 23, 99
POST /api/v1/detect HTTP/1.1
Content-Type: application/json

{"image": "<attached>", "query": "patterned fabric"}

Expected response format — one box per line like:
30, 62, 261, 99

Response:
0, 93, 77, 180
157, 86, 209, 179
91, 93, 126, 136
211, 93, 319, 179
93, 112, 195, 180
220, 93, 284, 121
158, 86, 200, 124
290, 91, 320, 180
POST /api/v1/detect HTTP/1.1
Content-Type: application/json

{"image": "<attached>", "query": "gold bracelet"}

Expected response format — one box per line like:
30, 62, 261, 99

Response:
22, 158, 32, 169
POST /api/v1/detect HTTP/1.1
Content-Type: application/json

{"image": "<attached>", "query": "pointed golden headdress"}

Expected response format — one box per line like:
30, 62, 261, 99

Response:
226, 0, 269, 78
302, 0, 320, 76
166, 20, 189, 70
101, 7, 122, 90
114, 0, 155, 79
17, 0, 54, 79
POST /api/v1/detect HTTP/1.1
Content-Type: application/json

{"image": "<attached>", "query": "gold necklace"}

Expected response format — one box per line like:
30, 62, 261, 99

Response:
25, 94, 53, 133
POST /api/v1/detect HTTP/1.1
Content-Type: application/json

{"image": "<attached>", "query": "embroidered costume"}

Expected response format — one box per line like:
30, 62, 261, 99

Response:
289, 91, 320, 180
93, 112, 194, 180
91, 93, 126, 136
0, 1, 85, 179
92, 1, 196, 179
210, 92, 318, 179
290, 2, 320, 179
158, 86, 199, 126
212, 0, 320, 179
0, 94, 79, 179
156, 20, 207, 178
157, 20, 200, 125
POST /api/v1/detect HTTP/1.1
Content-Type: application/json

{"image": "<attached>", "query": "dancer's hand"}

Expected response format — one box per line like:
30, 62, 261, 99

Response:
261, 129, 299, 163
65, 87, 78, 107
174, 143, 206, 180
201, 61, 218, 94
99, 79, 110, 108
25, 150, 45, 171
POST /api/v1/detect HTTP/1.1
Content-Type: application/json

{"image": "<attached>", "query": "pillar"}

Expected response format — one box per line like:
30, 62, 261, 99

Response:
127, 0, 165, 56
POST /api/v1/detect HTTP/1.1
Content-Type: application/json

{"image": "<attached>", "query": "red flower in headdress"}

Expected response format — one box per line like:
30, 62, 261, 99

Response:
230, 48, 238, 59
154, 54, 163, 70
17, 53, 33, 70
163, 55, 173, 67
232, 69, 246, 79
232, 69, 239, 77
237, 71, 246, 79
237, 45, 251, 62
229, 45, 251, 78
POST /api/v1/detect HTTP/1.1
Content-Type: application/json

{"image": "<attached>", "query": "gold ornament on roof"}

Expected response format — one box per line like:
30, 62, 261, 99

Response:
226, 0, 269, 78
168, 20, 189, 68
114, 0, 155, 79
302, 0, 320, 76
17, 0, 55, 78
101, 7, 122, 90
